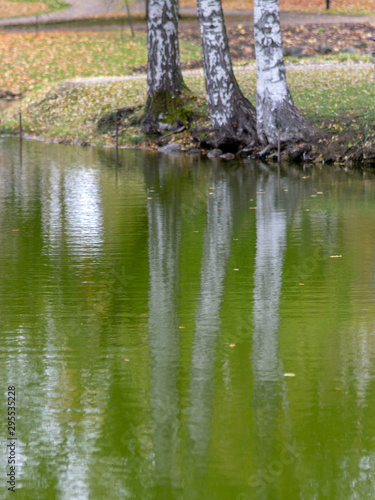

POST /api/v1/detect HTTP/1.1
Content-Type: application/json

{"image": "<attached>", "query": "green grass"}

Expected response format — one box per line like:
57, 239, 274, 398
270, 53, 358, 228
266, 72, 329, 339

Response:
2, 62, 375, 152
0, 30, 202, 94
285, 53, 373, 65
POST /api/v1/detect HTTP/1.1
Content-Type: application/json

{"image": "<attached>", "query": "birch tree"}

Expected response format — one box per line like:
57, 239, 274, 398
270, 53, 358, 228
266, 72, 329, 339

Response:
141, 0, 186, 133
254, 0, 316, 147
197, 0, 258, 151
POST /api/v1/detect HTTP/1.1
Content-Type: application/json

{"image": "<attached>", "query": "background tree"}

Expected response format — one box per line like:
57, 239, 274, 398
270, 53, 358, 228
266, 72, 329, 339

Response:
141, 0, 186, 134
254, 0, 316, 148
104, 0, 135, 37
197, 0, 258, 151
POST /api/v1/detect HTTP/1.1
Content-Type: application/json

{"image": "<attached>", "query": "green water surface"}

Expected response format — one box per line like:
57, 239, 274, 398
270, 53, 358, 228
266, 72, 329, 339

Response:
1, 138, 375, 500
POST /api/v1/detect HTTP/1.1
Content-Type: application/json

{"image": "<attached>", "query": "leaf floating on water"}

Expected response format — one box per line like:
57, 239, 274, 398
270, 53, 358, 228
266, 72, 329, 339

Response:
330, 255, 342, 258
284, 373, 295, 377
230, 344, 236, 348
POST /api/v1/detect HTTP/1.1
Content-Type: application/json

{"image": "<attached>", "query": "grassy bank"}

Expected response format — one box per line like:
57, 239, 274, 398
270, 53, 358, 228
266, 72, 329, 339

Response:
0, 30, 202, 94
2, 55, 375, 165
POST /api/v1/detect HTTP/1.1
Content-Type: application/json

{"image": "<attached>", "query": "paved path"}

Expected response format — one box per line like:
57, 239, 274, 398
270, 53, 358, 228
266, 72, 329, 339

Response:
0, 0, 145, 26
184, 8, 375, 26
1, 1, 375, 27
63, 61, 373, 88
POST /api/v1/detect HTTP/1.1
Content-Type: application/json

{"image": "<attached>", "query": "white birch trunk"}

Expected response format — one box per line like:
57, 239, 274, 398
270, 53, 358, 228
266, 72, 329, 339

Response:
141, 0, 184, 133
254, 0, 315, 146
197, 0, 258, 150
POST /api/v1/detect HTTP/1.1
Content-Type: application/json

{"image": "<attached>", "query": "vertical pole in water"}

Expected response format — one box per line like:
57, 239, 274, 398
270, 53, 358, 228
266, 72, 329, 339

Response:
19, 110, 23, 144
115, 110, 119, 170
19, 109, 23, 165
277, 128, 281, 187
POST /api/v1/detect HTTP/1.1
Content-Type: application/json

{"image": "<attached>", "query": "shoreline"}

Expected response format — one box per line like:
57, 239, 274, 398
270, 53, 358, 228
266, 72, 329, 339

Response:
2, 60, 375, 168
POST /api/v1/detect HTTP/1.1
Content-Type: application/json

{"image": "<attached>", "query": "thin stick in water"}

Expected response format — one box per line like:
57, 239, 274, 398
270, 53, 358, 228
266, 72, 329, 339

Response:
19, 110, 23, 143
115, 110, 119, 167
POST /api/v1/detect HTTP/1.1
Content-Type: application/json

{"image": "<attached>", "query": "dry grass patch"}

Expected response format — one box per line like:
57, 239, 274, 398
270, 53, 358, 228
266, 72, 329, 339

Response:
0, 1, 49, 18
180, 0, 375, 14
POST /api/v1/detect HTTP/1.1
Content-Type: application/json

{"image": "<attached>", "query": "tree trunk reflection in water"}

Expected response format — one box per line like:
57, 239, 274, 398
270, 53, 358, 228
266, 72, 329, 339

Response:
252, 171, 298, 496
146, 159, 182, 488
188, 173, 234, 459
253, 174, 286, 384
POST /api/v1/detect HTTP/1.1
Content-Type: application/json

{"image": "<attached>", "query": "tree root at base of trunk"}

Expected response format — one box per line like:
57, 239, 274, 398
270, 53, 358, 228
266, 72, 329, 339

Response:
210, 92, 259, 153
140, 90, 193, 135
258, 97, 319, 149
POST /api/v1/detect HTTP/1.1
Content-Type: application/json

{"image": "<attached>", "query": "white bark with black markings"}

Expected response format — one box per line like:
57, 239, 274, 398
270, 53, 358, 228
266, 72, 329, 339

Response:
254, 0, 316, 146
197, 0, 258, 150
141, 0, 184, 133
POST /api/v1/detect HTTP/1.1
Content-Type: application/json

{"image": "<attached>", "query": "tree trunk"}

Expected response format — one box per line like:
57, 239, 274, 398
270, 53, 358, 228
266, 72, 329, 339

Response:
197, 0, 258, 151
125, 0, 134, 37
254, 0, 316, 147
141, 0, 186, 134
